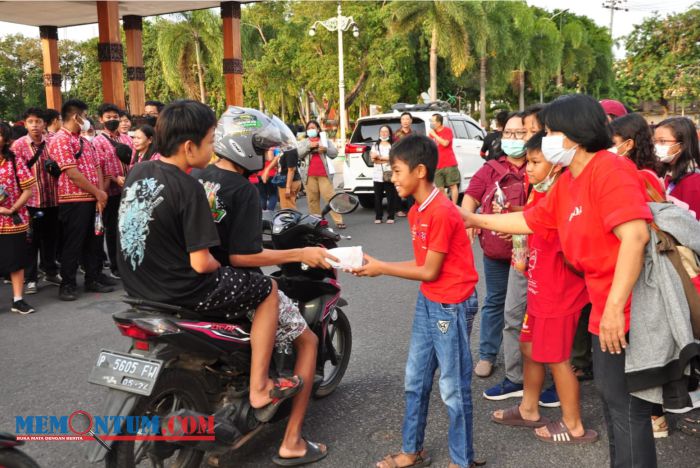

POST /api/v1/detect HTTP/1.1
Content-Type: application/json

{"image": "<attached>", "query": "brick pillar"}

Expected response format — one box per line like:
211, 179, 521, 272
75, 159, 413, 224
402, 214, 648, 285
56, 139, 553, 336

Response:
39, 26, 62, 110
96, 0, 125, 108
123, 15, 145, 115
221, 2, 244, 107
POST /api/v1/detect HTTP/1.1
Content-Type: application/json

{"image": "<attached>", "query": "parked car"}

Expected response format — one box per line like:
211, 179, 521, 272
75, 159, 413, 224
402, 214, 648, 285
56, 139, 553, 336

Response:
343, 106, 486, 208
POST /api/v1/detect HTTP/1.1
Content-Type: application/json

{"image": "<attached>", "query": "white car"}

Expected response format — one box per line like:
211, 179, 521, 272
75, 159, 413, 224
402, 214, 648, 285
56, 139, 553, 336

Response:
343, 108, 486, 208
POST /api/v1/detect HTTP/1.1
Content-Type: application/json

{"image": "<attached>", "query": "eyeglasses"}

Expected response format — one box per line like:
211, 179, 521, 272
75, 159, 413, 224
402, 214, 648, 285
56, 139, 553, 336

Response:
653, 139, 678, 145
503, 130, 527, 139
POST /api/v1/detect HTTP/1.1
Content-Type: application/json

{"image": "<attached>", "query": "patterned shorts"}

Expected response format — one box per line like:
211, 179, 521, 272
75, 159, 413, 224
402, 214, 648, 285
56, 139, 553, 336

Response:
195, 267, 307, 354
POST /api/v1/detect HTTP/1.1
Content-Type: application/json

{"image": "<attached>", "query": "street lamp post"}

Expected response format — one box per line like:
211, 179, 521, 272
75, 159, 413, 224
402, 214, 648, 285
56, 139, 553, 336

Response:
309, 1, 359, 157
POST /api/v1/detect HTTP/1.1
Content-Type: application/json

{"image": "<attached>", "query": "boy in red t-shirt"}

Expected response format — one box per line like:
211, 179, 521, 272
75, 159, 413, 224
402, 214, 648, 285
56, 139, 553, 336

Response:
490, 132, 598, 444
354, 135, 480, 468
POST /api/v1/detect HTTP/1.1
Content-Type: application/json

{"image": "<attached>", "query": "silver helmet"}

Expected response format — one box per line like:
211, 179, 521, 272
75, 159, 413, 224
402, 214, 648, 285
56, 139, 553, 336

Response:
213, 106, 296, 172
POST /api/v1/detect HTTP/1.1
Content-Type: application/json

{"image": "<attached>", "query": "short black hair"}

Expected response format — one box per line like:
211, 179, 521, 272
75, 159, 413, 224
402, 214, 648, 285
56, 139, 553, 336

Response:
61, 99, 88, 121
389, 134, 437, 183
495, 110, 509, 129
610, 113, 659, 174
23, 107, 45, 121
655, 116, 700, 183
145, 100, 165, 112
43, 108, 60, 125
155, 100, 216, 157
400, 112, 413, 120
523, 104, 545, 128
506, 111, 524, 125
431, 113, 443, 125
306, 120, 321, 130
0, 122, 14, 157
525, 130, 545, 152
97, 103, 121, 117
544, 94, 612, 152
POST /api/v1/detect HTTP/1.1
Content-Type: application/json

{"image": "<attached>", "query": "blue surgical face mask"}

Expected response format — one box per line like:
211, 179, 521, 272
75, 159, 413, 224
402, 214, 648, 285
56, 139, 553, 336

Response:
501, 139, 526, 158
307, 129, 318, 138
542, 135, 578, 167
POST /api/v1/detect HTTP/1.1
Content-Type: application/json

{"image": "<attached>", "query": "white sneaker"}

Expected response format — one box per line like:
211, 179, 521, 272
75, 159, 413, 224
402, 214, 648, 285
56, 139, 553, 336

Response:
25, 282, 38, 295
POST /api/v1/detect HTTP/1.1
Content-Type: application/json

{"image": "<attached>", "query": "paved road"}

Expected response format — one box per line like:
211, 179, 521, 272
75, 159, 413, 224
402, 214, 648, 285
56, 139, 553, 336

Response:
1, 200, 699, 468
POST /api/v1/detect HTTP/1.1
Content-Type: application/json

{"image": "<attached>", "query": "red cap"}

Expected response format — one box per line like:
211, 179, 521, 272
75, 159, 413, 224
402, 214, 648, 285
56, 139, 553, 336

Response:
600, 99, 627, 118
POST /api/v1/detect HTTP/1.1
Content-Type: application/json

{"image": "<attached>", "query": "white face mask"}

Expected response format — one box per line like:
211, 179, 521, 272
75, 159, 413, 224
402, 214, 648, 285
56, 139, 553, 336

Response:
379, 136, 390, 142
608, 139, 630, 157
532, 166, 557, 193
655, 144, 681, 163
78, 116, 91, 133
83, 135, 94, 142
541, 135, 578, 167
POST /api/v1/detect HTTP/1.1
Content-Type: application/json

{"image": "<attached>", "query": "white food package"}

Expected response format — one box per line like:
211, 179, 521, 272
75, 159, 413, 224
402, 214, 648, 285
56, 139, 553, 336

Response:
326, 246, 363, 270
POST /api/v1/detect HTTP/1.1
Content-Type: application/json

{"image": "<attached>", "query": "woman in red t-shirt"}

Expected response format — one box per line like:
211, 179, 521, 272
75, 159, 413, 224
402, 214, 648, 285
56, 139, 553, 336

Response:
610, 113, 665, 197
654, 117, 700, 219
464, 94, 657, 466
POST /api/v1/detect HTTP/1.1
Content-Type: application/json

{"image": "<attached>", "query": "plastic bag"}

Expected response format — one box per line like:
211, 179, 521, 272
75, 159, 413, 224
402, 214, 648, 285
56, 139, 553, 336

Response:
326, 246, 363, 270
511, 234, 528, 273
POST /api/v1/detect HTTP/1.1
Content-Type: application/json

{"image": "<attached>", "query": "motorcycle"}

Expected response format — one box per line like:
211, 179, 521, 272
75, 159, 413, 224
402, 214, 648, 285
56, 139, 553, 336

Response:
0, 433, 40, 468
86, 193, 359, 467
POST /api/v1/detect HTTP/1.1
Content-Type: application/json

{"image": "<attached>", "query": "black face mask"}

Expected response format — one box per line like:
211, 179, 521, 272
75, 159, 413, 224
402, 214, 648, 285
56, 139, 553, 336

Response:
104, 119, 120, 132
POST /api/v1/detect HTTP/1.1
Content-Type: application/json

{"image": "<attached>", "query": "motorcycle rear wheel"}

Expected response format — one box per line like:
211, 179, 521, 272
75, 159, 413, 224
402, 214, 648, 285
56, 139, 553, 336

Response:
105, 369, 210, 468
314, 308, 352, 398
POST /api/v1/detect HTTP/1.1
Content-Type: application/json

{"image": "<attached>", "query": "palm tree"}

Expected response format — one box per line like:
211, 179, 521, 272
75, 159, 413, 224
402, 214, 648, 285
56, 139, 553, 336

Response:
529, 16, 563, 103
156, 10, 222, 103
390, 0, 471, 102
507, 2, 536, 110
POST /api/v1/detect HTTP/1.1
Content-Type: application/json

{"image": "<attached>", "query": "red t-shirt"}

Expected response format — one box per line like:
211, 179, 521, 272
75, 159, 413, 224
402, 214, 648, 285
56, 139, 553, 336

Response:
638, 168, 665, 197
666, 172, 700, 220
523, 151, 653, 335
306, 138, 327, 177
409, 187, 479, 303
49, 128, 100, 203
93, 133, 128, 197
525, 188, 589, 318
431, 126, 457, 169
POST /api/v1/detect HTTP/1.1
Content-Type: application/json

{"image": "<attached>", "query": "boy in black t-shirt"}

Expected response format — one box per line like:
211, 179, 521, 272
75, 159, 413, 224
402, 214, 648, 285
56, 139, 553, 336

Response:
117, 100, 302, 423
193, 106, 334, 465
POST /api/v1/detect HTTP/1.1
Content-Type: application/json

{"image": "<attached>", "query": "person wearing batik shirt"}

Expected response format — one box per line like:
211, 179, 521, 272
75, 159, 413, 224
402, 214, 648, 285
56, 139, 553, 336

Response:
49, 99, 112, 301
93, 103, 130, 279
0, 122, 36, 315
11, 107, 61, 295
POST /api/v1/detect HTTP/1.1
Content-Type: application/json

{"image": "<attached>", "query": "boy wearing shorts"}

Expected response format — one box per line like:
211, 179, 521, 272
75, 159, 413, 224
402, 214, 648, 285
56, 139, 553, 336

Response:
354, 134, 480, 468
490, 132, 597, 444
117, 100, 301, 424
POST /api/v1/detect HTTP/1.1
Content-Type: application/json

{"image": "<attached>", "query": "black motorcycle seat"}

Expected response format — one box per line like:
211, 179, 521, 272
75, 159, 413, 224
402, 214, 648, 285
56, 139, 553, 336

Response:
122, 296, 197, 317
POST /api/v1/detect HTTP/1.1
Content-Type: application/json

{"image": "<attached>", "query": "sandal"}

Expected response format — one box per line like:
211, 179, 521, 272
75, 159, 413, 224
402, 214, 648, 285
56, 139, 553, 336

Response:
491, 405, 550, 428
375, 220, 382, 224
652, 415, 669, 438
376, 449, 431, 468
272, 439, 328, 466
253, 376, 304, 423
678, 415, 700, 438
534, 420, 598, 444
336, 223, 347, 230
386, 219, 395, 224
571, 365, 594, 381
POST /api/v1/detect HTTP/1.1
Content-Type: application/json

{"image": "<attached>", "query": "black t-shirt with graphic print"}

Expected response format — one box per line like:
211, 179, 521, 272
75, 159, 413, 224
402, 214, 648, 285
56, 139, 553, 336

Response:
117, 160, 220, 308
192, 164, 263, 268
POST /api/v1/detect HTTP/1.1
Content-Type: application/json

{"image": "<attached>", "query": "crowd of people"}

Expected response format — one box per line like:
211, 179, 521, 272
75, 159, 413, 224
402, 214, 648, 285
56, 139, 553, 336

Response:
1, 93, 700, 468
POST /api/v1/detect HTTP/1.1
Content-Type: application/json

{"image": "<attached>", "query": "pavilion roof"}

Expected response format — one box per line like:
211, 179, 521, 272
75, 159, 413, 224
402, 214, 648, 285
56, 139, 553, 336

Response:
0, 0, 253, 28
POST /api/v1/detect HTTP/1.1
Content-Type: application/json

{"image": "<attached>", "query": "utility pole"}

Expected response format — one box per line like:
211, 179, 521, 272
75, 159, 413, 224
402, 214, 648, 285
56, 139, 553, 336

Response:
602, 0, 629, 38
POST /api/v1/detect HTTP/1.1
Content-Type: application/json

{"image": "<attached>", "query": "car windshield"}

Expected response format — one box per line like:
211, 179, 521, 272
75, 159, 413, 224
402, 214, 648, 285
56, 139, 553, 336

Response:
350, 118, 425, 143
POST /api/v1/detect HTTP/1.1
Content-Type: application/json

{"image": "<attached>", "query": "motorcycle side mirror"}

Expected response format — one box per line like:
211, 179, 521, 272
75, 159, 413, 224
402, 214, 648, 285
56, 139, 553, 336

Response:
323, 193, 360, 216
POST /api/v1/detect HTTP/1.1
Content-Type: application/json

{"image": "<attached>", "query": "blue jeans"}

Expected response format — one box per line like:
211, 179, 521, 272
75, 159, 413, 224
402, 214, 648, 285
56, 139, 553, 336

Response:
257, 181, 279, 211
478, 256, 510, 362
402, 291, 478, 467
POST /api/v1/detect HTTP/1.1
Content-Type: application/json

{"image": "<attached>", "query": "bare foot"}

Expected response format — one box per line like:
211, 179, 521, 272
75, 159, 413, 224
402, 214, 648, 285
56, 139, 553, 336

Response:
279, 439, 327, 459
376, 452, 421, 468
249, 378, 275, 409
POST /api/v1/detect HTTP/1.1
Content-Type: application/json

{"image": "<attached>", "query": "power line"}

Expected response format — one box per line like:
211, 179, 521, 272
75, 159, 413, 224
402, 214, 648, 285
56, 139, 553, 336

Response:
602, 0, 630, 37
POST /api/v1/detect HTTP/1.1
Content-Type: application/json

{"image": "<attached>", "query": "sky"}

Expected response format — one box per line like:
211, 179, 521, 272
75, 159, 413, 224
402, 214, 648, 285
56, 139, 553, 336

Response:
0, 0, 697, 58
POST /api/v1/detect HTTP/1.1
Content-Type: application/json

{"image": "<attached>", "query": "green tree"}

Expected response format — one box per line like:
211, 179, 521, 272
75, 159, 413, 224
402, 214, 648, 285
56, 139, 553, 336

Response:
528, 15, 562, 103
389, 0, 472, 102
155, 10, 223, 104
0, 34, 45, 120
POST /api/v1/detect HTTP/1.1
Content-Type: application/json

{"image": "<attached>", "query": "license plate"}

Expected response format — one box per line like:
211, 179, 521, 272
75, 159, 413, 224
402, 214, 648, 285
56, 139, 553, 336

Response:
88, 350, 163, 396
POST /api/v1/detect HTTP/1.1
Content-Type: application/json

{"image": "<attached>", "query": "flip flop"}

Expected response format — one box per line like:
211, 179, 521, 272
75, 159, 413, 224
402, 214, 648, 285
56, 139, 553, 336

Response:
375, 450, 431, 468
535, 420, 599, 444
491, 405, 550, 428
254, 376, 304, 423
678, 416, 700, 438
272, 439, 328, 466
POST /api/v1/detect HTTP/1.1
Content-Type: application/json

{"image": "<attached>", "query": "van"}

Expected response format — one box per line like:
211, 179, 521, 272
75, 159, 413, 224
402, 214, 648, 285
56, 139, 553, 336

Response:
343, 109, 486, 208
